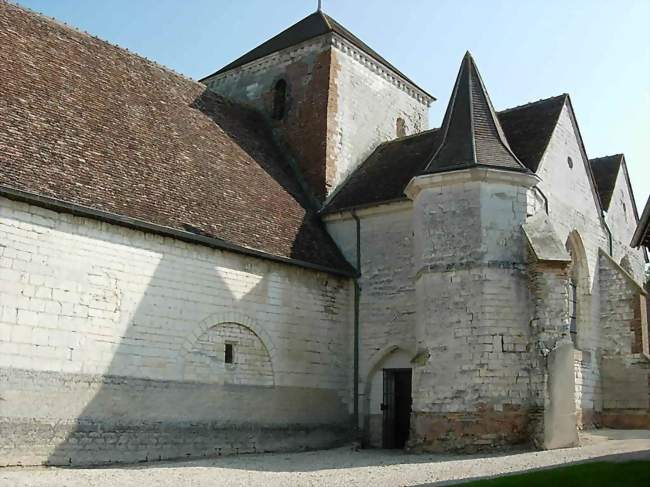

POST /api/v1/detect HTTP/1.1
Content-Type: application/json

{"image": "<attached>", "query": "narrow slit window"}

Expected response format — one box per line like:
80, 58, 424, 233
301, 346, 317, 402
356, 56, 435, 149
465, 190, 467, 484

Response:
272, 79, 287, 120
396, 117, 406, 138
569, 279, 578, 345
225, 343, 234, 364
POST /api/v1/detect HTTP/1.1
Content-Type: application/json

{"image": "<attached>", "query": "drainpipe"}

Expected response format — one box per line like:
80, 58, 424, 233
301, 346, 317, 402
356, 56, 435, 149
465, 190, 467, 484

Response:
351, 210, 361, 437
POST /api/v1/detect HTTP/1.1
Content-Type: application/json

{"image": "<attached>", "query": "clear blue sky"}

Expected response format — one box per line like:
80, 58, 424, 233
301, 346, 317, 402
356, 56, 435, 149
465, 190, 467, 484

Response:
16, 0, 650, 209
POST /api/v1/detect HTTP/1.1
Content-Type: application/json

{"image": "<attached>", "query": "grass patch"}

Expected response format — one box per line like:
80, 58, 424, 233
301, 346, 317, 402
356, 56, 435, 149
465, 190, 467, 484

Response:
461, 461, 650, 486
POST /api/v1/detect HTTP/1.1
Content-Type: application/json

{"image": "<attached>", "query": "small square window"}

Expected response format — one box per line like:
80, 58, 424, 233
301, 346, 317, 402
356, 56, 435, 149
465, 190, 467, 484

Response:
225, 343, 234, 364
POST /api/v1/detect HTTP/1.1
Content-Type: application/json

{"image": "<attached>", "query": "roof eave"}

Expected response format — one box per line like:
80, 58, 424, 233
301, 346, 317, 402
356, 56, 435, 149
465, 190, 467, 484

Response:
0, 185, 358, 278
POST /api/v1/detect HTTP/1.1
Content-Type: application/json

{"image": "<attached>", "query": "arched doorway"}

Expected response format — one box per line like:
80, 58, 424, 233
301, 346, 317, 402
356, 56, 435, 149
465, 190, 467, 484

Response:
565, 231, 590, 349
364, 347, 413, 448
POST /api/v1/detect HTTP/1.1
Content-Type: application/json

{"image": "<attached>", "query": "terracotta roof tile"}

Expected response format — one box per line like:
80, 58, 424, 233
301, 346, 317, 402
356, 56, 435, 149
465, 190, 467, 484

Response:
0, 2, 351, 274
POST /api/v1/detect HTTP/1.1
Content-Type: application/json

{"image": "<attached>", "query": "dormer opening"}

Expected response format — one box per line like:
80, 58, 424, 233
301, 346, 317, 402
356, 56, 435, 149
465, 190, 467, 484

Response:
272, 79, 287, 120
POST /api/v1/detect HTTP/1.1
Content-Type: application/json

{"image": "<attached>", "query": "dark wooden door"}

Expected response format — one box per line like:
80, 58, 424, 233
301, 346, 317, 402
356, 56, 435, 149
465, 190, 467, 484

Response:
382, 368, 412, 449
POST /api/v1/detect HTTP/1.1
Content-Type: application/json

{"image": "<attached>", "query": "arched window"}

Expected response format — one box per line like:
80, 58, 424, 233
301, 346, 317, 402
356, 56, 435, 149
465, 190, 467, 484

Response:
568, 278, 578, 344
272, 79, 287, 120
565, 231, 590, 349
396, 117, 406, 138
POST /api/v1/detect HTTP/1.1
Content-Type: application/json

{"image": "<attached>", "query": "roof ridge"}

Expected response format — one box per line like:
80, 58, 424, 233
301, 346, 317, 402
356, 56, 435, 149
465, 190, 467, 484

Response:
498, 93, 569, 114
6, 0, 202, 88
589, 153, 625, 162
382, 127, 440, 146
320, 10, 334, 29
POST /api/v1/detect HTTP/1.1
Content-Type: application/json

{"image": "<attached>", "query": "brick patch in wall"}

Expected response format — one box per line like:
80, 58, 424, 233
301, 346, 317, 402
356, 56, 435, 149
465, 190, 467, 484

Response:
408, 404, 531, 453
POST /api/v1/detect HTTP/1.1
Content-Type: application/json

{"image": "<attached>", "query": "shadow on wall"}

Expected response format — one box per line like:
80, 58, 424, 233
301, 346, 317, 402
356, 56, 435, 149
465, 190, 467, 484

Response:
6, 91, 354, 466
189, 89, 348, 271
35, 233, 348, 466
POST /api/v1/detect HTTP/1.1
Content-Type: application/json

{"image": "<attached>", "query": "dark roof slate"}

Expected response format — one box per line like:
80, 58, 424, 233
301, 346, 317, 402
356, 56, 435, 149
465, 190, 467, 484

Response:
201, 11, 433, 99
325, 129, 440, 212
589, 154, 623, 211
325, 95, 568, 213
499, 94, 567, 172
424, 52, 527, 174
0, 3, 351, 274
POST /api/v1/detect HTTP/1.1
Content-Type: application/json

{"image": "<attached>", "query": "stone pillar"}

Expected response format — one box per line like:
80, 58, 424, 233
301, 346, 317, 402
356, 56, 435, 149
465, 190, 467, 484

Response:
405, 167, 539, 452
525, 252, 578, 449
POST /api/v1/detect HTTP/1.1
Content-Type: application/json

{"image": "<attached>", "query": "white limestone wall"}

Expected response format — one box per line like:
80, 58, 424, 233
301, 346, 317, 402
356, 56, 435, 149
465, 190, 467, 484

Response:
407, 171, 538, 450
325, 203, 416, 443
536, 104, 609, 292
604, 163, 646, 282
0, 196, 353, 465
329, 46, 429, 191
534, 103, 645, 422
535, 104, 607, 418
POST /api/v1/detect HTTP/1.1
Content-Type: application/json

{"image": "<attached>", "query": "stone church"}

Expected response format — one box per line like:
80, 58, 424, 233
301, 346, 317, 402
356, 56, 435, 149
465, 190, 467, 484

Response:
1, 3, 648, 466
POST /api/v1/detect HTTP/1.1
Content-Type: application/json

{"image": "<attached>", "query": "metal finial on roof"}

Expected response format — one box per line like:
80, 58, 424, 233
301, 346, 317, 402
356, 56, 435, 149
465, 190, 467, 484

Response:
317, 0, 322, 12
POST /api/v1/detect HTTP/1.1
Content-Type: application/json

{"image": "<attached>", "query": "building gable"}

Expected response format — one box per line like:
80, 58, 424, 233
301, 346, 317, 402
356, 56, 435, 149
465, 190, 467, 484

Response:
536, 98, 604, 224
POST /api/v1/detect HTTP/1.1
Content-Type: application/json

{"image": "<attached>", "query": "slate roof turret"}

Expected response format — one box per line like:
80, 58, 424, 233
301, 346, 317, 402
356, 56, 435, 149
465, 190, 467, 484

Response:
423, 52, 529, 175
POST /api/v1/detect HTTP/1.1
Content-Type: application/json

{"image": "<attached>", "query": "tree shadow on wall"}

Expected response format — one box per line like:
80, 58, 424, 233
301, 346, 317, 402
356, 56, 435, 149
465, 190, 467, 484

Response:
41, 89, 354, 466
44, 228, 349, 466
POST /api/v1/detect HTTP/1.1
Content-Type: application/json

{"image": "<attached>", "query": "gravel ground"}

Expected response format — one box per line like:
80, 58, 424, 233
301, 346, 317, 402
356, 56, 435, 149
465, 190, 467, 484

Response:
2, 430, 649, 487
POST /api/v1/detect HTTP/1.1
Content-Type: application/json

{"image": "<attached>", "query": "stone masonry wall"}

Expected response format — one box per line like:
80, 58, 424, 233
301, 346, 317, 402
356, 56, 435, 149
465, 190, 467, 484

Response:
598, 250, 650, 429
325, 203, 416, 445
183, 322, 274, 386
525, 252, 578, 448
604, 162, 646, 284
0, 197, 353, 465
205, 35, 430, 201
204, 37, 332, 200
327, 44, 429, 194
409, 173, 537, 452
536, 103, 610, 424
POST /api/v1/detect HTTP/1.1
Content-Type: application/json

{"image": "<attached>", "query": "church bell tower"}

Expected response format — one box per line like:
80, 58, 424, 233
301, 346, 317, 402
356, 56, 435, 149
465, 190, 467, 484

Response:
201, 10, 434, 203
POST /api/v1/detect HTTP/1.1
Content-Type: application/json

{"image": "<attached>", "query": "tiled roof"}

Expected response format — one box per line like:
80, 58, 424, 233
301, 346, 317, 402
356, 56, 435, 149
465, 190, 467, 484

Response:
589, 154, 623, 211
201, 10, 433, 100
0, 2, 352, 274
325, 95, 567, 213
423, 52, 528, 175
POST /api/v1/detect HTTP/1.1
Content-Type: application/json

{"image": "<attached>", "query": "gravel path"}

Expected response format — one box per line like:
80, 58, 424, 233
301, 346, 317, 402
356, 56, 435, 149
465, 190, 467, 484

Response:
2, 430, 649, 487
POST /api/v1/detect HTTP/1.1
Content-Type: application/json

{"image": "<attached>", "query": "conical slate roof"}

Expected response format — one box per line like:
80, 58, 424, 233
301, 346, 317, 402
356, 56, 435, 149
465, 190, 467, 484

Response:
424, 52, 528, 174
